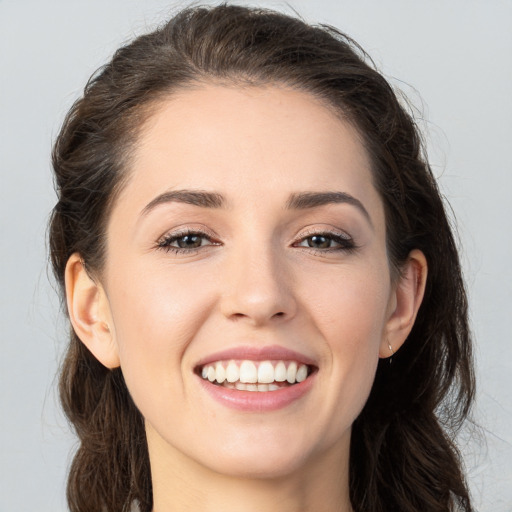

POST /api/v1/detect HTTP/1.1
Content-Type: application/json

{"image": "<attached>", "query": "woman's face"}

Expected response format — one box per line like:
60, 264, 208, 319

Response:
101, 84, 397, 478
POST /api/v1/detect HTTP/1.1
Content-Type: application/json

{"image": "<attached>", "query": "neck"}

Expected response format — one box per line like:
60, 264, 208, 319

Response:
148, 425, 353, 512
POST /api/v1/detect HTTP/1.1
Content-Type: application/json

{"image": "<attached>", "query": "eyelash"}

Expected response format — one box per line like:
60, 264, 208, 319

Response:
156, 229, 358, 255
157, 229, 220, 254
293, 230, 358, 254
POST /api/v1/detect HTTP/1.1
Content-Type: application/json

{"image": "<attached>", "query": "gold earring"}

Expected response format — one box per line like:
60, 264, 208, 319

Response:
387, 341, 394, 364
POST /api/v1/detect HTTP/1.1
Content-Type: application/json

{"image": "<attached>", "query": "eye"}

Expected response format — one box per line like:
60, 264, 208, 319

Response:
294, 231, 356, 252
157, 229, 219, 253
302, 234, 335, 249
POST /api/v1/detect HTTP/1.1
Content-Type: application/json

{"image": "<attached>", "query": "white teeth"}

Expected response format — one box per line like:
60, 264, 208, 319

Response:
296, 364, 308, 383
286, 361, 297, 383
226, 361, 239, 383
234, 382, 277, 392
257, 361, 275, 383
274, 361, 287, 382
200, 359, 312, 388
215, 362, 226, 383
239, 360, 258, 383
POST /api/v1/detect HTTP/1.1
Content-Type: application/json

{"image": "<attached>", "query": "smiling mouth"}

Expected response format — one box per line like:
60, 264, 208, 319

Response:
196, 359, 316, 392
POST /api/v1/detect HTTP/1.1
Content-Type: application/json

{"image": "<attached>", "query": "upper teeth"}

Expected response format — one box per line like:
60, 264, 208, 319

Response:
200, 360, 309, 384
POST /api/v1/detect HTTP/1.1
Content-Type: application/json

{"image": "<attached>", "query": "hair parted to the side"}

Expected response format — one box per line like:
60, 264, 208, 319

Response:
49, 4, 475, 512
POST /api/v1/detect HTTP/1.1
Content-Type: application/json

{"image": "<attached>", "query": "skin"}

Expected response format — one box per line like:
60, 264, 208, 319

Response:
66, 84, 427, 512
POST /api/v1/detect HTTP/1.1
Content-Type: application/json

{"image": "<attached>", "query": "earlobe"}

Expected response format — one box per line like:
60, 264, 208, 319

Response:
380, 249, 428, 358
65, 253, 120, 369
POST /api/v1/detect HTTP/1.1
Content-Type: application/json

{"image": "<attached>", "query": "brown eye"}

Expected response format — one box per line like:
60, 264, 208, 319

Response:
295, 231, 356, 252
306, 235, 332, 249
157, 230, 218, 253
176, 234, 203, 248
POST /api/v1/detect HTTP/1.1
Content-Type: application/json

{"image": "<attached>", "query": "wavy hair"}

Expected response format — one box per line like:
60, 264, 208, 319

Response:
49, 4, 475, 511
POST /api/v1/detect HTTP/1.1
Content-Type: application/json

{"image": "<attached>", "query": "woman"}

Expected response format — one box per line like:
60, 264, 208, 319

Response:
49, 4, 475, 511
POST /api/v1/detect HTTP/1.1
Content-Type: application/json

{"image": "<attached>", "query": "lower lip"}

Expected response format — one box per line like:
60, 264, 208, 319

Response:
197, 374, 315, 412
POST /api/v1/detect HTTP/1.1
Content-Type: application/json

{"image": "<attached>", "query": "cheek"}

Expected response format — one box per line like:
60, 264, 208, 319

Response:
306, 264, 390, 349
318, 284, 385, 394
105, 263, 217, 404
108, 261, 215, 349
302, 265, 389, 422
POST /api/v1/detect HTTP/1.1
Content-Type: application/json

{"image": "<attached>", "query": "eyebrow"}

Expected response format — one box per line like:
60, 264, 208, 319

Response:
141, 190, 224, 216
140, 189, 372, 226
286, 191, 373, 226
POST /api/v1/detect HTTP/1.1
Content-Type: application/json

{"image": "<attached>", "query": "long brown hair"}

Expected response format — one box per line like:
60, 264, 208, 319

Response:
49, 4, 475, 511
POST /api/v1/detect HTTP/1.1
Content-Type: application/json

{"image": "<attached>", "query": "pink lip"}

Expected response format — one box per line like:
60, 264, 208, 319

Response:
197, 372, 316, 412
194, 345, 317, 368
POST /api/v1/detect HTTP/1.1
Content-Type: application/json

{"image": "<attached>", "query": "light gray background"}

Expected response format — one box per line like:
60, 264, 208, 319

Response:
1, 0, 511, 510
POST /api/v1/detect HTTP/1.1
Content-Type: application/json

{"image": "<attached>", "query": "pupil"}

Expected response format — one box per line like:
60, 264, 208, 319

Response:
308, 235, 330, 248
178, 235, 201, 248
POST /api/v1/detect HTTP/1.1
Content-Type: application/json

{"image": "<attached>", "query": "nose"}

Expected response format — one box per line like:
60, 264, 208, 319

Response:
219, 246, 297, 326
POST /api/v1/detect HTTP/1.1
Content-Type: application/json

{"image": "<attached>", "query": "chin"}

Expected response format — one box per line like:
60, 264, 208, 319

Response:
189, 426, 329, 480
203, 450, 311, 480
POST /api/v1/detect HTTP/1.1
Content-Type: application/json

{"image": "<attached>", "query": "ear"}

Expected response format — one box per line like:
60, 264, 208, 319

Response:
379, 249, 428, 358
65, 253, 120, 369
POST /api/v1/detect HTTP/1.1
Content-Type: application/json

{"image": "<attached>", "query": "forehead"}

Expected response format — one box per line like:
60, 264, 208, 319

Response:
116, 84, 383, 225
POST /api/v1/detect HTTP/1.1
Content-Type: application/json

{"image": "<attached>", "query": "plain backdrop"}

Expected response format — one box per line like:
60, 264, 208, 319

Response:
1, 0, 511, 510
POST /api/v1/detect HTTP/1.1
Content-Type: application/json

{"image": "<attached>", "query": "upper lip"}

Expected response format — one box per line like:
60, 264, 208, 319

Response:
194, 345, 318, 369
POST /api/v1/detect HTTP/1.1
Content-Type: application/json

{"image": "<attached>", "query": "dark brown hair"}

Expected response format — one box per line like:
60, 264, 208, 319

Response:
49, 4, 475, 511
